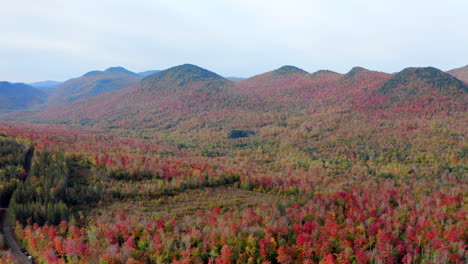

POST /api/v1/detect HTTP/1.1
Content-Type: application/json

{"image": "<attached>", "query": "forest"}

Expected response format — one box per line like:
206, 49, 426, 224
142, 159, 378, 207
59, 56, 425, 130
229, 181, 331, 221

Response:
0, 63, 466, 263
0, 93, 466, 263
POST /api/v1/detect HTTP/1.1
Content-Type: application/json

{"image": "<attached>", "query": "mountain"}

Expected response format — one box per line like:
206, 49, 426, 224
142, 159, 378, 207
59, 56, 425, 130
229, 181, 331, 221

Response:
377, 67, 467, 102
271, 65, 308, 76
140, 64, 231, 93
3, 64, 466, 130
11, 64, 242, 128
236, 66, 391, 111
339, 67, 392, 94
447, 65, 468, 84
29, 80, 62, 89
226, 77, 245, 83
47, 67, 141, 105
0, 82, 47, 113
138, 70, 161, 77
237, 66, 309, 96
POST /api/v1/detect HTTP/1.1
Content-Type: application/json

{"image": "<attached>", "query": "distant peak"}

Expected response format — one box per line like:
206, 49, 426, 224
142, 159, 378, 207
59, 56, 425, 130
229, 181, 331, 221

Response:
342, 66, 373, 80
398, 66, 443, 77
180, 63, 197, 68
138, 70, 161, 77
377, 66, 467, 100
105, 66, 135, 75
272, 65, 308, 76
310, 70, 340, 76
165, 64, 219, 76
83, 70, 103, 77
82, 67, 136, 77
140, 63, 227, 88
347, 66, 368, 74
447, 65, 468, 83
450, 65, 468, 71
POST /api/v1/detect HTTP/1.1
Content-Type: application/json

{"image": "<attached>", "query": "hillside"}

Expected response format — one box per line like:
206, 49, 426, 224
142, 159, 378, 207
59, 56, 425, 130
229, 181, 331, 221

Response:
377, 67, 467, 103
239, 65, 308, 89
140, 64, 231, 93
226, 77, 245, 83
0, 63, 466, 264
0, 82, 47, 113
47, 66, 141, 105
236, 66, 392, 113
138, 70, 161, 77
236, 66, 309, 102
29, 80, 62, 89
11, 64, 245, 128
5, 64, 466, 130
447, 65, 468, 83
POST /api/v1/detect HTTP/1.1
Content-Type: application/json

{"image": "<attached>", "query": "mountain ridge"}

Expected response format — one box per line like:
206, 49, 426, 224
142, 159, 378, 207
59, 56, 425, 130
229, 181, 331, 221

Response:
140, 64, 231, 93
377, 67, 467, 102
1, 63, 467, 129
447, 65, 468, 84
0, 82, 47, 113
48, 66, 141, 105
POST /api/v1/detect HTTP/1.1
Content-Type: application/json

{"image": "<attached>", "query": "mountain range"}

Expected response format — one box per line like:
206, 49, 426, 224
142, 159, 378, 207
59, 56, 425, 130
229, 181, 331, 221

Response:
29, 80, 62, 89
47, 66, 141, 105
1, 64, 466, 128
0, 82, 47, 113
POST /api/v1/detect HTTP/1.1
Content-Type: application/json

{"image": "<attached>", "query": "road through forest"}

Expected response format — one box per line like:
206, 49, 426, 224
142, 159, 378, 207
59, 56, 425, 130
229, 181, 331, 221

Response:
0, 146, 35, 263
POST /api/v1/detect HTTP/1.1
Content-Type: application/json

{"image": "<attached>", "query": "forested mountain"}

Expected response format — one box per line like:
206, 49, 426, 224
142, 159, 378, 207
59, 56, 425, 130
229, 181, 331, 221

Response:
28, 80, 62, 89
47, 66, 141, 105
138, 70, 161, 77
0, 63, 466, 263
0, 82, 47, 113
378, 67, 467, 102
2, 64, 467, 130
447, 65, 468, 84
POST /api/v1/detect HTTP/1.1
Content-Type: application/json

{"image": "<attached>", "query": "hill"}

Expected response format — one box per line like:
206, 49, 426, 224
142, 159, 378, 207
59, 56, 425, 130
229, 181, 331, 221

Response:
0, 63, 466, 264
47, 66, 141, 105
15, 64, 243, 128
377, 67, 467, 103
2, 64, 466, 131
447, 65, 468, 84
0, 82, 47, 113
29, 80, 62, 89
236, 66, 392, 112
226, 77, 245, 83
140, 64, 231, 93
138, 70, 161, 77
237, 65, 309, 96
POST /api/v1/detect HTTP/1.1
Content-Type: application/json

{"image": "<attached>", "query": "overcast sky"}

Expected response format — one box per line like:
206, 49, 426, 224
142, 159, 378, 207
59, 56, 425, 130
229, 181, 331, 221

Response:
1, 0, 467, 82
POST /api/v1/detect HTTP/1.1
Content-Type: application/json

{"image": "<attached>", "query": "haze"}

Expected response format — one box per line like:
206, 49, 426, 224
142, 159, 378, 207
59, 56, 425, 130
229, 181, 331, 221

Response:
1, 0, 467, 82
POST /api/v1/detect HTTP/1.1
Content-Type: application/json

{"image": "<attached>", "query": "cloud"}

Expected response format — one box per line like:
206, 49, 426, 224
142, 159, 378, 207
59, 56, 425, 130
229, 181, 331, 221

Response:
0, 0, 467, 82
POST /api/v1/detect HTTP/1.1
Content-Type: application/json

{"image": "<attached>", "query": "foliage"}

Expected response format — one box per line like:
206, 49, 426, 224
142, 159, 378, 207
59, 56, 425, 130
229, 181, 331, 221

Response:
0, 135, 28, 207
0, 64, 467, 263
9, 151, 102, 226
228, 130, 255, 139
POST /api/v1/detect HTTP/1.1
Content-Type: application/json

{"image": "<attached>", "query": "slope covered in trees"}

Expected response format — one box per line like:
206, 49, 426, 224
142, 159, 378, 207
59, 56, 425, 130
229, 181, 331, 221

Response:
0, 134, 29, 207
0, 82, 47, 113
4, 64, 250, 129
0, 63, 466, 263
47, 67, 141, 105
447, 65, 468, 84
377, 67, 468, 103
2, 64, 466, 131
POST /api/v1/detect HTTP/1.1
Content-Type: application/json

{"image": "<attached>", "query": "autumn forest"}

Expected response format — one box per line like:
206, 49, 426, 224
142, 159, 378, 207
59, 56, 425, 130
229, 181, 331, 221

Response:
0, 63, 466, 264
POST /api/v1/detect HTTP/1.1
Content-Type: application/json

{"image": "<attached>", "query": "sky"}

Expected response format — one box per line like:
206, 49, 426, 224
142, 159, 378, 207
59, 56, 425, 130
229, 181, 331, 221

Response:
1, 0, 468, 82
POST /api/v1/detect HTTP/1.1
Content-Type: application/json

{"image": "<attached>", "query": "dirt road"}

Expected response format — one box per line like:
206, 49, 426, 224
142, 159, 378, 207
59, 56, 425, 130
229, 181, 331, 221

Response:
0, 209, 31, 263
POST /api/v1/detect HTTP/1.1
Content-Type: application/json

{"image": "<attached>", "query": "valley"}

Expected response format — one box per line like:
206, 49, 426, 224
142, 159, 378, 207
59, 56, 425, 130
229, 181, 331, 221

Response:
0, 63, 466, 263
